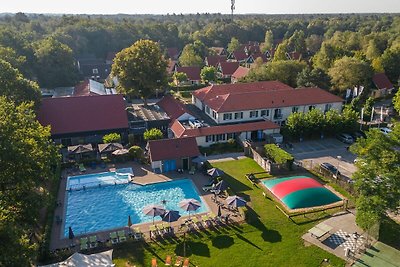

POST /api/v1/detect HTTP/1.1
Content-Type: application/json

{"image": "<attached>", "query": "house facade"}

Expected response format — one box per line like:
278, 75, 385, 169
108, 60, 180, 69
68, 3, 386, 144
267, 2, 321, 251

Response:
192, 81, 343, 126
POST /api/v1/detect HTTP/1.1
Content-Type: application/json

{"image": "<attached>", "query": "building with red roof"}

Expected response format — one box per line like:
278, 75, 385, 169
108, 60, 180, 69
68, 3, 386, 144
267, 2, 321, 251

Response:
37, 95, 129, 146
227, 50, 249, 62
217, 62, 240, 79
231, 66, 250, 83
157, 95, 194, 122
167, 47, 181, 60
147, 137, 200, 173
210, 47, 227, 56
192, 81, 343, 125
205, 55, 227, 67
372, 73, 395, 98
175, 66, 201, 85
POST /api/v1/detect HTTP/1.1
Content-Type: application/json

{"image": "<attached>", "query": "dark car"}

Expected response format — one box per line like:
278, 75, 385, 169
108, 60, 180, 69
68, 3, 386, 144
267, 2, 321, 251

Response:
351, 130, 366, 140
320, 162, 341, 178
336, 133, 354, 144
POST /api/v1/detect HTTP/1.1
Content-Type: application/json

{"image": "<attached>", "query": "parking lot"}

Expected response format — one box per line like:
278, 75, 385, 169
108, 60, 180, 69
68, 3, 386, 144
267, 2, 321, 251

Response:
284, 138, 357, 180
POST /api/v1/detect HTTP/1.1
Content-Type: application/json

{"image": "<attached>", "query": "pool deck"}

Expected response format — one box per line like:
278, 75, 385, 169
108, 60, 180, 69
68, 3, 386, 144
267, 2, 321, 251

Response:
50, 161, 241, 251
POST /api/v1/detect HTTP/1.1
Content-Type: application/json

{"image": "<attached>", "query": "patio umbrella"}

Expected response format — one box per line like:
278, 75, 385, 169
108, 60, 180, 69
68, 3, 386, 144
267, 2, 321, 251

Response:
142, 204, 166, 224
217, 205, 222, 217
112, 149, 129, 156
127, 215, 132, 228
68, 226, 75, 240
207, 168, 224, 178
162, 210, 181, 226
213, 180, 229, 192
226, 195, 247, 208
179, 199, 201, 219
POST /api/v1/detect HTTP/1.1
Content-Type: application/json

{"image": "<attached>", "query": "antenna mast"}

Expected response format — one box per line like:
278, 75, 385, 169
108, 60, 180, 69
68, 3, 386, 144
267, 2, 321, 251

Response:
231, 0, 235, 21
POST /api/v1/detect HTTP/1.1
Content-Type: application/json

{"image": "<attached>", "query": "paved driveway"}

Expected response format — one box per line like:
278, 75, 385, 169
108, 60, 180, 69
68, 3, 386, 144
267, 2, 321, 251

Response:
284, 138, 357, 180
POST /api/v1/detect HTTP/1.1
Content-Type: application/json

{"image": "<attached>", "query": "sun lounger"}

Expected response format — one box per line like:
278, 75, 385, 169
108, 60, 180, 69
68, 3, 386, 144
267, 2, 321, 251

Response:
174, 256, 183, 266
133, 227, 143, 240
80, 237, 88, 250
89, 235, 97, 248
182, 258, 190, 267
109, 232, 119, 244
78, 163, 86, 172
117, 230, 127, 242
165, 255, 172, 266
151, 258, 158, 267
201, 215, 212, 227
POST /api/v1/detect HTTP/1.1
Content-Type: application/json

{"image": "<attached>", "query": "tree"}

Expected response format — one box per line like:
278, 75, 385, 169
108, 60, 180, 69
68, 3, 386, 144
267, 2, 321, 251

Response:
393, 90, 400, 113
296, 67, 331, 89
112, 40, 168, 105
0, 46, 26, 70
128, 145, 143, 160
380, 48, 400, 82
0, 97, 59, 266
365, 39, 381, 61
328, 56, 373, 92
305, 34, 323, 54
200, 66, 217, 84
102, 133, 121, 143
227, 37, 240, 53
261, 30, 273, 53
0, 59, 41, 106
312, 42, 341, 71
144, 128, 163, 141
288, 30, 306, 55
362, 97, 375, 122
273, 40, 288, 61
34, 37, 78, 88
173, 72, 188, 86
264, 60, 307, 87
179, 44, 203, 67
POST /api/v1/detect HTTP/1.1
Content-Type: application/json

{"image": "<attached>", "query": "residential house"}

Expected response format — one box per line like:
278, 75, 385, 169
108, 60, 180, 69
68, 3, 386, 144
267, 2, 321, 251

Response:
227, 50, 248, 63
167, 60, 179, 74
147, 137, 200, 173
157, 95, 195, 122
205, 55, 227, 67
372, 73, 395, 98
217, 62, 240, 79
231, 66, 250, 83
74, 79, 116, 96
286, 51, 302, 60
77, 57, 112, 81
265, 48, 275, 59
37, 95, 129, 146
167, 47, 181, 60
175, 66, 201, 85
210, 47, 228, 56
170, 120, 280, 147
192, 81, 343, 125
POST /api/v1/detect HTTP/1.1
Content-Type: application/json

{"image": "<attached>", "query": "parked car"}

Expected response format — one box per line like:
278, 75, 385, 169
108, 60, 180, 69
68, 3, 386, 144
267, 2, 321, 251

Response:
351, 130, 366, 140
189, 119, 203, 128
336, 133, 354, 144
320, 162, 341, 178
379, 127, 392, 135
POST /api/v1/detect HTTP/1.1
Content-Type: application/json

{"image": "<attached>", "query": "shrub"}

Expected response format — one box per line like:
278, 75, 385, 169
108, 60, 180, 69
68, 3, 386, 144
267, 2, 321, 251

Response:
129, 146, 143, 159
144, 128, 163, 141
264, 144, 294, 169
103, 133, 121, 143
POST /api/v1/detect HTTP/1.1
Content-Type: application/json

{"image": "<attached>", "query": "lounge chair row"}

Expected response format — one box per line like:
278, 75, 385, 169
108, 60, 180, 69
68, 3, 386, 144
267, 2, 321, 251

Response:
79, 235, 98, 250
149, 223, 174, 239
152, 256, 189, 267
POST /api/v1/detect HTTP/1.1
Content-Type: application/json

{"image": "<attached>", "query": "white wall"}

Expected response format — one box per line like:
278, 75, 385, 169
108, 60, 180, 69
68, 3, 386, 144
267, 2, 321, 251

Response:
151, 160, 162, 171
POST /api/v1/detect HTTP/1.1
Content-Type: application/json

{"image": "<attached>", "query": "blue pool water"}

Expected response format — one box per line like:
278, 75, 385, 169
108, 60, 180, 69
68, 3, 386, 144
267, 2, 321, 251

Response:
67, 168, 133, 190
63, 174, 208, 237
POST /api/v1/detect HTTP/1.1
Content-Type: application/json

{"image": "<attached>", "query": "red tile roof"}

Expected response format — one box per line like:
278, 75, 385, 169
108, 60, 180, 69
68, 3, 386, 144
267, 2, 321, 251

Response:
176, 66, 201, 81
373, 73, 394, 90
167, 47, 180, 59
231, 66, 250, 80
192, 81, 294, 102
247, 45, 261, 54
193, 82, 342, 113
288, 51, 301, 60
230, 50, 248, 61
171, 120, 280, 138
148, 137, 200, 161
218, 62, 240, 76
37, 95, 129, 136
205, 55, 227, 67
157, 95, 192, 121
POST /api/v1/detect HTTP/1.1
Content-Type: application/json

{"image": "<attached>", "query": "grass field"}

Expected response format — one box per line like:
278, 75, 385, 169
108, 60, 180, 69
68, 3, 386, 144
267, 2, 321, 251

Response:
112, 158, 345, 267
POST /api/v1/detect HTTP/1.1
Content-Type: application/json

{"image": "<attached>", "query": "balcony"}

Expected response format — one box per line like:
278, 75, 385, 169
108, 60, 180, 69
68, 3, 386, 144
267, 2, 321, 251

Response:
273, 114, 283, 120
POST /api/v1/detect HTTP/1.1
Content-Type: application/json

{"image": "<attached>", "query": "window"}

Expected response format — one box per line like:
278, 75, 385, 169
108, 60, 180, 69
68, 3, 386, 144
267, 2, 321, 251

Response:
308, 105, 316, 111
249, 110, 259, 118
260, 110, 269, 117
206, 136, 211, 142
223, 113, 232, 120
273, 108, 282, 119
324, 104, 332, 112
212, 111, 217, 119
292, 106, 299, 113
234, 112, 243, 119
205, 106, 210, 114
92, 68, 99, 74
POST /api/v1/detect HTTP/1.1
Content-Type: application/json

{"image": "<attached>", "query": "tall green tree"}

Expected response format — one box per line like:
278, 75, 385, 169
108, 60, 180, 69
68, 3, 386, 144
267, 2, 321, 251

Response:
0, 46, 26, 70
179, 44, 203, 67
173, 72, 188, 85
312, 42, 341, 71
328, 56, 373, 92
34, 37, 78, 88
288, 30, 306, 55
393, 89, 400, 113
296, 67, 331, 89
144, 128, 163, 141
261, 30, 273, 53
227, 37, 240, 53
264, 60, 306, 87
200, 66, 217, 84
273, 40, 289, 61
380, 48, 400, 82
0, 59, 41, 106
0, 97, 59, 266
112, 40, 168, 105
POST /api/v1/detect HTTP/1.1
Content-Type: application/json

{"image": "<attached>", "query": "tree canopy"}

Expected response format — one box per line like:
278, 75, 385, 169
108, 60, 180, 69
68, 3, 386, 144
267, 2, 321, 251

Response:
144, 128, 164, 141
200, 66, 217, 84
112, 39, 168, 104
179, 44, 204, 67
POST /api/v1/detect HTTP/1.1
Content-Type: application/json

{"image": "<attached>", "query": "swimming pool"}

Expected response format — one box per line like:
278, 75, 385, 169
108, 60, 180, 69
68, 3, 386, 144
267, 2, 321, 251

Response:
63, 173, 208, 237
67, 168, 133, 190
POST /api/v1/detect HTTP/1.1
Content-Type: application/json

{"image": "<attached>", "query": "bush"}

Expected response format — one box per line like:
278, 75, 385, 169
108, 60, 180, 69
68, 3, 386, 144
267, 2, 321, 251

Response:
103, 133, 121, 143
129, 146, 143, 159
144, 128, 163, 141
264, 144, 294, 169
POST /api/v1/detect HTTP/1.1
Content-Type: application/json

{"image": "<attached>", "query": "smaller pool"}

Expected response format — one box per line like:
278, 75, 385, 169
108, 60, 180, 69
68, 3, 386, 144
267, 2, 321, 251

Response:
67, 168, 133, 191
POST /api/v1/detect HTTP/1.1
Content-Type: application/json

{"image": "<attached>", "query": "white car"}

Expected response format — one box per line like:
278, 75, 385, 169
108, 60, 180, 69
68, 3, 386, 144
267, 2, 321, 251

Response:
379, 127, 392, 135
189, 119, 203, 128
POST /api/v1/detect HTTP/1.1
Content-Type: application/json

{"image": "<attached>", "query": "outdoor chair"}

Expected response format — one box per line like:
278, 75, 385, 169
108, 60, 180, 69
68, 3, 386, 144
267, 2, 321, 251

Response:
192, 217, 204, 230
151, 258, 158, 267
109, 232, 119, 244
165, 255, 172, 266
89, 235, 98, 248
117, 230, 127, 242
133, 227, 143, 240
80, 237, 88, 250
78, 163, 86, 172
174, 256, 183, 266
182, 258, 190, 267
189, 166, 196, 175
201, 215, 212, 228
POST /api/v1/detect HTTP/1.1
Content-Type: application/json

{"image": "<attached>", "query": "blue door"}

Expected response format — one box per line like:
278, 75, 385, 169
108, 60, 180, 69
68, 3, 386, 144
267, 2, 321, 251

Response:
257, 130, 263, 140
163, 160, 177, 172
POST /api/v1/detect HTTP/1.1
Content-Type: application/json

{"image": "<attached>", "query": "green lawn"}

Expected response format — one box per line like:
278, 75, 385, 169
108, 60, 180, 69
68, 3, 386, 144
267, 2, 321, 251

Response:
112, 158, 345, 267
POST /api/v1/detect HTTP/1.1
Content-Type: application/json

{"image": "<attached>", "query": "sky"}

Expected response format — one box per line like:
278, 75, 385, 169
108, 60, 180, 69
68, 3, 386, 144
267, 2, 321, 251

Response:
1, 0, 400, 15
